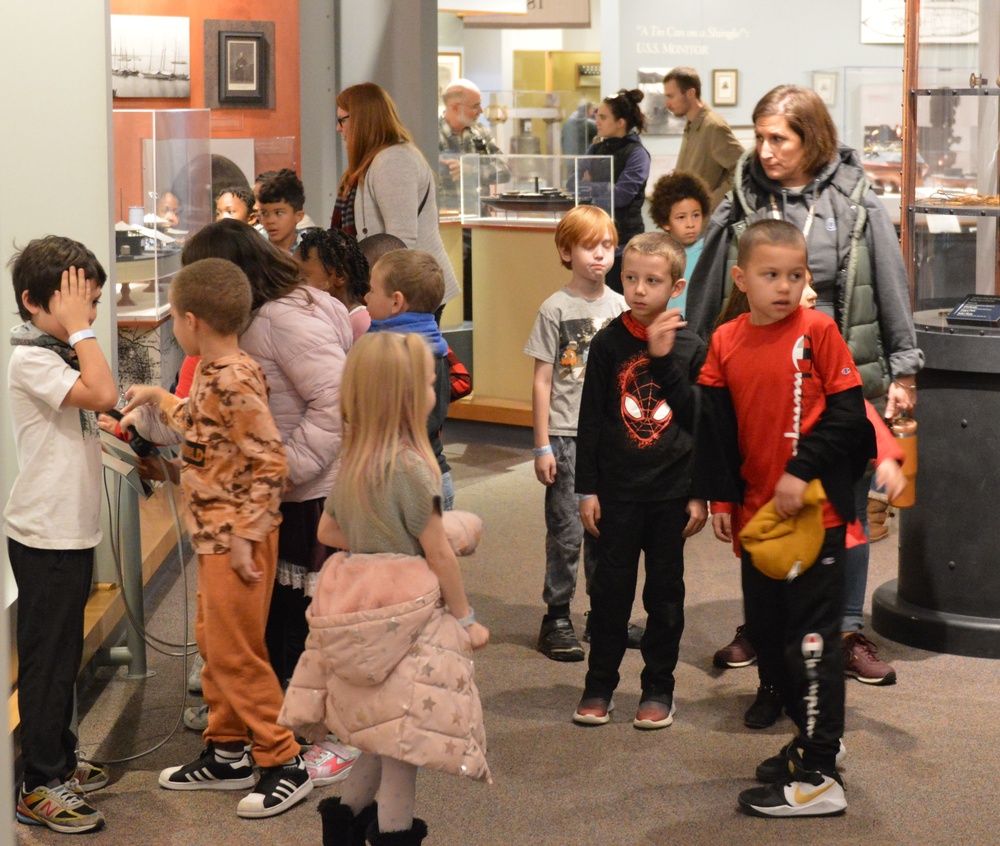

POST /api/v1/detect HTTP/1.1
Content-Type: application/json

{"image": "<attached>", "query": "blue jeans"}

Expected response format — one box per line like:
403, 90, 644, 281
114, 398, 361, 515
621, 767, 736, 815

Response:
841, 474, 872, 633
542, 436, 596, 607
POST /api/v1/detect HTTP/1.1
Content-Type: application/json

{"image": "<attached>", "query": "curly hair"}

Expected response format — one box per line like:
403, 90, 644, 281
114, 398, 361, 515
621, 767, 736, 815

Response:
297, 228, 370, 302
649, 171, 711, 229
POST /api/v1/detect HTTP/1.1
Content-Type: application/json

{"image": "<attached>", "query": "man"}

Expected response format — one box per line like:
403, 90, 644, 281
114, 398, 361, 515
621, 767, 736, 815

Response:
561, 99, 598, 156
663, 67, 745, 211
438, 78, 511, 213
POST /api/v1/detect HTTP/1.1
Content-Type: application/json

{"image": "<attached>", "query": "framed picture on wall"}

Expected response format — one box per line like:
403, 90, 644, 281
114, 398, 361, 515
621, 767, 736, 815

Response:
438, 52, 463, 102
812, 71, 838, 107
712, 69, 738, 107
219, 31, 266, 104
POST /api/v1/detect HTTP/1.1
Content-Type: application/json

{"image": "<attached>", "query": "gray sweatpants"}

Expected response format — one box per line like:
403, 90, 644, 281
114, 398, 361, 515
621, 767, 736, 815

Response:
542, 435, 597, 608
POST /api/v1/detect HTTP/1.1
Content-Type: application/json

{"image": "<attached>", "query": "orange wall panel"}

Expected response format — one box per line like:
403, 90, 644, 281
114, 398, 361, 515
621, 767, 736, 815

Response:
110, 1, 300, 161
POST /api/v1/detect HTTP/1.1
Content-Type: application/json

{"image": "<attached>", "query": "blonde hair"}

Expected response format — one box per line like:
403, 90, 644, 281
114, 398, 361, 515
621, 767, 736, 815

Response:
621, 231, 686, 283
554, 205, 618, 270
337, 83, 415, 195
338, 333, 441, 524
372, 250, 444, 314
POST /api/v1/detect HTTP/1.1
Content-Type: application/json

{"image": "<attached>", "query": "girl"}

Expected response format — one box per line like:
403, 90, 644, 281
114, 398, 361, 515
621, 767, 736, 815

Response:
180, 221, 355, 782
281, 332, 490, 846
580, 88, 651, 293
649, 170, 711, 316
296, 227, 371, 340
215, 185, 257, 226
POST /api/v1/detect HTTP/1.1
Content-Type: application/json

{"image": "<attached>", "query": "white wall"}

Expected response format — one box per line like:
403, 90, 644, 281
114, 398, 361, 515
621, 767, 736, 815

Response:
0, 0, 115, 828
301, 0, 440, 224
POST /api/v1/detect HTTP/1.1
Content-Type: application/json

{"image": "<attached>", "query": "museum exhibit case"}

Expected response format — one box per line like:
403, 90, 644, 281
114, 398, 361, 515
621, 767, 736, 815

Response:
872, 2, 1000, 658
454, 153, 614, 223
112, 108, 211, 392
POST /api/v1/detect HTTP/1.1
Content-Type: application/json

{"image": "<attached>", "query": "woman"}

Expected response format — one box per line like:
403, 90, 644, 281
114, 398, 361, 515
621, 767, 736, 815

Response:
182, 220, 353, 701
687, 85, 923, 722
331, 82, 460, 310
581, 88, 651, 293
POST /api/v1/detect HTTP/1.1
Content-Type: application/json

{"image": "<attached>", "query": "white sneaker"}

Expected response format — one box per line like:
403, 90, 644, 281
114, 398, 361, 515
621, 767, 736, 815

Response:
187, 654, 205, 694
302, 739, 359, 786
738, 770, 846, 818
183, 704, 209, 731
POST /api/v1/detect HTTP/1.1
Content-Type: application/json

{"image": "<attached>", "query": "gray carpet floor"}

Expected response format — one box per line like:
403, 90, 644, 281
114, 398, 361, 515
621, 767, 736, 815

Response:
16, 420, 1000, 845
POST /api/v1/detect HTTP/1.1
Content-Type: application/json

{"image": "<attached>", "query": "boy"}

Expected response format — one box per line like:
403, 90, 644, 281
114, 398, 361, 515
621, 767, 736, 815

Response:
365, 249, 455, 509
648, 171, 711, 317
122, 258, 312, 819
6, 236, 118, 833
256, 168, 306, 252
573, 232, 707, 728
524, 206, 626, 662
648, 219, 875, 817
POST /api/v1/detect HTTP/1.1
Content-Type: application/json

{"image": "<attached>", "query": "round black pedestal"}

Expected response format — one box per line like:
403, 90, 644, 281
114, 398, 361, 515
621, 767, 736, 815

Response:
871, 313, 1000, 658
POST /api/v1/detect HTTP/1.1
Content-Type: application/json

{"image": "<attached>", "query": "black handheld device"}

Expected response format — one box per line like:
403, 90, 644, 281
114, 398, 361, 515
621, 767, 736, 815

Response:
104, 409, 160, 458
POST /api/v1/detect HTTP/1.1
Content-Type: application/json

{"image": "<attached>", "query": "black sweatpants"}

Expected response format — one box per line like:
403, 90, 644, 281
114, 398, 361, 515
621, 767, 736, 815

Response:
583, 497, 687, 703
9, 538, 94, 790
742, 525, 846, 774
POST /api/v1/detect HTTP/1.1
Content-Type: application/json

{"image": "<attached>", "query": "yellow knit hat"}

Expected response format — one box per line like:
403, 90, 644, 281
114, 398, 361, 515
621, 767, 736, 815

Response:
739, 479, 827, 581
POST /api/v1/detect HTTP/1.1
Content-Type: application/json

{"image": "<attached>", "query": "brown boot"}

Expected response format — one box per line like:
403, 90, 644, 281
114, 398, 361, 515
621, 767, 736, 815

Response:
867, 494, 889, 542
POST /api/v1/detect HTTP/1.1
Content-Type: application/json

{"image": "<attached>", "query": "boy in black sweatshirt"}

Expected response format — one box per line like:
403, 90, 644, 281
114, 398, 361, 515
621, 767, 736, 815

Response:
573, 232, 706, 729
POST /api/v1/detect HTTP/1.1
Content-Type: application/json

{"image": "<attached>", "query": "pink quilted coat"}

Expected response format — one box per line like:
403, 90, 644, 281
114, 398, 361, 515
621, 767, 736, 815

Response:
278, 551, 491, 783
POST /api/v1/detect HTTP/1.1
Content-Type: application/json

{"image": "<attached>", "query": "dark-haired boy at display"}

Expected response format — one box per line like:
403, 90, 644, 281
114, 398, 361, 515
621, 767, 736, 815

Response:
7, 237, 118, 835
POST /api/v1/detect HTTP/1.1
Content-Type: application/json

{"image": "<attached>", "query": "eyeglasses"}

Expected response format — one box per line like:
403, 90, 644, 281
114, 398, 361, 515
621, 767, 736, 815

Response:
336, 114, 350, 127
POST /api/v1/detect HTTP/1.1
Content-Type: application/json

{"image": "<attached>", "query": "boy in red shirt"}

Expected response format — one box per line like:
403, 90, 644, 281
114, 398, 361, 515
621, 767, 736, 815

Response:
648, 219, 875, 818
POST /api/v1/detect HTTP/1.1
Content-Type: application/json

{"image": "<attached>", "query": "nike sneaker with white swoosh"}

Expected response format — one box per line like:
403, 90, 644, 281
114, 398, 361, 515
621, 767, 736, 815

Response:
738, 768, 846, 818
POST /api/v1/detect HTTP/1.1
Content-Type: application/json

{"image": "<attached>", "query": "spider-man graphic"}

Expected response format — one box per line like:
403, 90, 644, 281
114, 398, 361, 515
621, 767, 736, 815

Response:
617, 352, 672, 448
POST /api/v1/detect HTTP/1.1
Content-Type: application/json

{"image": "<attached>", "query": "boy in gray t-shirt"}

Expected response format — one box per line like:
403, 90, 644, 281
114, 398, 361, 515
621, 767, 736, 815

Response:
524, 206, 627, 662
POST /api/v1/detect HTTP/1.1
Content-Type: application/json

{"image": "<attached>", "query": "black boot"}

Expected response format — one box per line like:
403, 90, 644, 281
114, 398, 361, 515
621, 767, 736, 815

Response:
319, 797, 378, 846
366, 818, 428, 845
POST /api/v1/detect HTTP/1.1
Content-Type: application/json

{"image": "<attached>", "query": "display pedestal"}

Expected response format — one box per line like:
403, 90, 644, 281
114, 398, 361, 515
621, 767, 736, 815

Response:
873, 313, 1000, 657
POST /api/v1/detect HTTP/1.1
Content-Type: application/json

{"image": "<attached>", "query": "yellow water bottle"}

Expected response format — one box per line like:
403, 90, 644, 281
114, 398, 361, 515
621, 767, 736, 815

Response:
889, 415, 917, 508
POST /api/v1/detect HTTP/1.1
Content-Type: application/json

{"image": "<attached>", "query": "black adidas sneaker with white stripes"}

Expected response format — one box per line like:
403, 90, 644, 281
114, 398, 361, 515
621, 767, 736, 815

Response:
236, 755, 312, 818
158, 743, 256, 791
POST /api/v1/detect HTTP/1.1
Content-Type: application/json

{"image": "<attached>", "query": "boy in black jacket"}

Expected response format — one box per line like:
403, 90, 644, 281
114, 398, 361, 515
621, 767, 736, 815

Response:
573, 232, 706, 729
647, 219, 875, 818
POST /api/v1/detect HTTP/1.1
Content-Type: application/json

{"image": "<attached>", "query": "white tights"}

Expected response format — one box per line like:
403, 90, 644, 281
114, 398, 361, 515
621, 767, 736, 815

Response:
341, 753, 418, 834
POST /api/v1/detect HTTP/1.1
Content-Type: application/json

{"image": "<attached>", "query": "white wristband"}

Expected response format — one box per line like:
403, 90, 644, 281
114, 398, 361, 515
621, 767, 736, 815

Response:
67, 329, 96, 347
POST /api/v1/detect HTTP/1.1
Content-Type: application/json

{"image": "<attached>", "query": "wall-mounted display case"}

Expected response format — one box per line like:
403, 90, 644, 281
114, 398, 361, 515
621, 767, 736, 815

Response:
452, 153, 613, 224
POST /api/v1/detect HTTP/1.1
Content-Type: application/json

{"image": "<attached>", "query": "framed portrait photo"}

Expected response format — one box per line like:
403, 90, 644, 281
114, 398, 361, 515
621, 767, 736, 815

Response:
219, 31, 266, 103
712, 69, 738, 107
812, 71, 838, 107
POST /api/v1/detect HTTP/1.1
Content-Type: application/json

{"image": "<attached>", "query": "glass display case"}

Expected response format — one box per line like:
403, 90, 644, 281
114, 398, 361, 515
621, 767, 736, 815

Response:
478, 90, 587, 157
112, 108, 210, 390
453, 153, 613, 224
901, 46, 998, 311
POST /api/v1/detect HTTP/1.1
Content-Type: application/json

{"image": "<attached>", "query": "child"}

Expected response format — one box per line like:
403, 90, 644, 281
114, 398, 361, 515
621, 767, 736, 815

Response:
6, 237, 118, 834
713, 276, 907, 731
647, 219, 876, 817
280, 331, 490, 845
257, 168, 306, 252
215, 185, 257, 226
573, 231, 707, 728
176, 222, 354, 792
296, 227, 371, 339
523, 205, 626, 662
366, 249, 455, 510
648, 170, 711, 317
121, 257, 312, 819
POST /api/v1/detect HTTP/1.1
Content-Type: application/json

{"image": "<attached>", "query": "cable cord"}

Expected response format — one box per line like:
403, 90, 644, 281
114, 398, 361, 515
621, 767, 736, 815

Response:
92, 453, 196, 764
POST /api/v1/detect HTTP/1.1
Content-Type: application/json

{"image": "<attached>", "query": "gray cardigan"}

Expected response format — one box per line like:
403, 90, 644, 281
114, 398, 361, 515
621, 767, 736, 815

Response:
354, 142, 461, 306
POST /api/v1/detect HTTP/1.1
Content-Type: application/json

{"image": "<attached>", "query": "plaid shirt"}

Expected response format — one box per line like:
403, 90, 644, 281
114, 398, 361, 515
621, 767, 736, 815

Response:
437, 117, 511, 209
